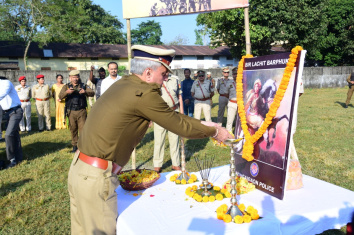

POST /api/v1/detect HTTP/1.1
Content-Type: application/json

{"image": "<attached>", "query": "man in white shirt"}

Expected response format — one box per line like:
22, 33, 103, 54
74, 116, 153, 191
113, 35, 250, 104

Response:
0, 76, 23, 169
15, 76, 32, 132
100, 62, 121, 95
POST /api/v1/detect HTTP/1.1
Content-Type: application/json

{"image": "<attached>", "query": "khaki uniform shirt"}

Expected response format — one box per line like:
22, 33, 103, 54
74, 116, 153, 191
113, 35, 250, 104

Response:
58, 83, 95, 100
217, 78, 230, 95
32, 84, 51, 99
191, 80, 214, 99
161, 76, 181, 110
15, 85, 31, 100
227, 80, 237, 100
78, 75, 216, 167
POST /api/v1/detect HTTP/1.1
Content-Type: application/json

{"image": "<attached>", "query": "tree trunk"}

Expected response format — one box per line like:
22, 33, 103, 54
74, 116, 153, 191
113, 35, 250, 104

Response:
24, 40, 32, 71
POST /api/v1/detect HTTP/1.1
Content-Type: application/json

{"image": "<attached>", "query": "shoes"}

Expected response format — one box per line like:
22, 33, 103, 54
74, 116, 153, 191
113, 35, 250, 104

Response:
71, 146, 78, 153
6, 160, 17, 169
172, 166, 181, 171
344, 105, 348, 108
154, 167, 162, 173
39, 130, 44, 132
46, 129, 51, 131
0, 160, 6, 170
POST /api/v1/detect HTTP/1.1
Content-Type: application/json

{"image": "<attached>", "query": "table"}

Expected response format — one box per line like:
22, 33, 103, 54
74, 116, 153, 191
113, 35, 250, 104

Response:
116, 165, 354, 235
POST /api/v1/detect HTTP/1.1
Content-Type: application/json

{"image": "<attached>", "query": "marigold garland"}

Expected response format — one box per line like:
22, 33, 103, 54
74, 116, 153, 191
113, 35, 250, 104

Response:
236, 46, 303, 161
185, 184, 230, 203
216, 203, 260, 223
170, 173, 198, 184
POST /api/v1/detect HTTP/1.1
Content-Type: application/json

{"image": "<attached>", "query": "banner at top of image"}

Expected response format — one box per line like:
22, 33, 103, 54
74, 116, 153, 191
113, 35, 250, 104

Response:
122, 0, 249, 19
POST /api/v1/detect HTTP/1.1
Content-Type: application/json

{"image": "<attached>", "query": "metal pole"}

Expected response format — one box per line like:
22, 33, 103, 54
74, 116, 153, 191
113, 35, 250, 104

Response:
127, 18, 136, 169
244, 7, 251, 55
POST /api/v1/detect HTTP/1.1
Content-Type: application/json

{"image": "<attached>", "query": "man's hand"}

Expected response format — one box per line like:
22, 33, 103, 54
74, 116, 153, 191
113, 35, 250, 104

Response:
214, 126, 234, 143
184, 99, 190, 105
79, 88, 86, 94
66, 88, 74, 94
91, 65, 95, 71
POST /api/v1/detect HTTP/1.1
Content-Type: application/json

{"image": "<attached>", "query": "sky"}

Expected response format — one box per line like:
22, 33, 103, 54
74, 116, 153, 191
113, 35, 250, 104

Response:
92, 0, 201, 45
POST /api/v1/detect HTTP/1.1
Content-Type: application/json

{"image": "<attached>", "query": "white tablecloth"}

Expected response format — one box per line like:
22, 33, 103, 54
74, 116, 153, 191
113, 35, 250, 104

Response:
116, 165, 354, 235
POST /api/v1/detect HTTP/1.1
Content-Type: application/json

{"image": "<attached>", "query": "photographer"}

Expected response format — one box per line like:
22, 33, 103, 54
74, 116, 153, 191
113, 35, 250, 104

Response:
59, 70, 94, 152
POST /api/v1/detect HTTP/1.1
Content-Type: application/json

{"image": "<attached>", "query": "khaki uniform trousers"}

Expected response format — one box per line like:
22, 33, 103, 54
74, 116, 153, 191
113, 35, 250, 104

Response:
194, 99, 212, 122
217, 95, 229, 125
20, 101, 31, 131
345, 86, 354, 106
68, 151, 120, 235
68, 109, 87, 147
226, 101, 238, 133
153, 122, 180, 167
35, 100, 51, 130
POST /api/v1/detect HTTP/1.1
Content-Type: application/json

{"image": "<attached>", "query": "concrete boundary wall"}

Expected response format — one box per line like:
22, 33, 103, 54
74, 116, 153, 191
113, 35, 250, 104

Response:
1, 66, 353, 88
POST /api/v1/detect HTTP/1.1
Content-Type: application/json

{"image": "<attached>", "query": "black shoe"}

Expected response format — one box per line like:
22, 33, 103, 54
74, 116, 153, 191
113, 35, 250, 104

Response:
345, 105, 348, 108
46, 129, 51, 131
39, 130, 44, 132
72, 146, 78, 153
0, 160, 6, 170
6, 160, 17, 169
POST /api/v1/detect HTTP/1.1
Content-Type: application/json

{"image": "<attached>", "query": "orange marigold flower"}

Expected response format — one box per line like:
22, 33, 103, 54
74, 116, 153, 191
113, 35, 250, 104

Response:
223, 214, 232, 223
234, 215, 244, 224
133, 193, 139, 197
217, 212, 225, 220
243, 214, 252, 223
251, 212, 260, 220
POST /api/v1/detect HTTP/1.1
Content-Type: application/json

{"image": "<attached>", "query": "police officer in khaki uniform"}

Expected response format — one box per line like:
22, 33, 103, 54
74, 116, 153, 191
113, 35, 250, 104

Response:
345, 71, 354, 108
68, 45, 233, 235
59, 70, 94, 152
226, 67, 239, 132
216, 67, 231, 126
206, 71, 215, 88
32, 74, 51, 131
191, 70, 214, 122
153, 74, 183, 172
15, 76, 32, 132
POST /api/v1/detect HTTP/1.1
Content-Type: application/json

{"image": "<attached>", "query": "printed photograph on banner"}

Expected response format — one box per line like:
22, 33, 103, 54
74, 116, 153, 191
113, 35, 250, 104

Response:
235, 68, 296, 169
122, 0, 249, 19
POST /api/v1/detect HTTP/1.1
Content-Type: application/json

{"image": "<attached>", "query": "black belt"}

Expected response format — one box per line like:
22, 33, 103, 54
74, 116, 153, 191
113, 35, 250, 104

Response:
4, 105, 21, 113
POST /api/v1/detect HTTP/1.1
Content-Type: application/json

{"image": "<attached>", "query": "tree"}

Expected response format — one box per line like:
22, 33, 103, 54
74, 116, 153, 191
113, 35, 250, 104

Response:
164, 34, 189, 45
131, 20, 163, 45
196, 0, 354, 66
194, 29, 203, 45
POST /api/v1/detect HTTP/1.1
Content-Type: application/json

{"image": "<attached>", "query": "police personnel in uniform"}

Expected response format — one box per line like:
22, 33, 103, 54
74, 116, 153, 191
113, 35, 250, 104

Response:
15, 76, 32, 132
191, 70, 214, 122
345, 71, 354, 108
59, 70, 94, 152
226, 67, 237, 132
68, 45, 232, 234
32, 74, 51, 131
153, 74, 183, 172
216, 67, 230, 126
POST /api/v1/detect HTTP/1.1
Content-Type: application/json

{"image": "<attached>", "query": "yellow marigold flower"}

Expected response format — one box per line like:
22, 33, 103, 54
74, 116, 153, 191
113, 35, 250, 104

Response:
234, 215, 244, 224
185, 187, 192, 192
220, 189, 227, 194
243, 215, 252, 223
190, 174, 197, 180
215, 193, 224, 201
181, 179, 187, 185
199, 184, 203, 187
193, 194, 199, 200
217, 212, 225, 220
188, 178, 194, 184
196, 196, 202, 202
223, 214, 232, 223
251, 212, 260, 220
209, 196, 215, 202
175, 180, 181, 184
246, 206, 255, 213
169, 176, 176, 182
133, 193, 138, 197
216, 204, 228, 214
225, 192, 232, 198
189, 192, 195, 198
203, 196, 209, 202
174, 174, 178, 178
238, 203, 245, 212
192, 185, 198, 191
213, 186, 221, 191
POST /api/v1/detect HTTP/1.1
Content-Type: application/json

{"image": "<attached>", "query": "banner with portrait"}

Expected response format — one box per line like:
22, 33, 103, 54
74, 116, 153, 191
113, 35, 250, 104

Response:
122, 0, 249, 19
234, 51, 306, 200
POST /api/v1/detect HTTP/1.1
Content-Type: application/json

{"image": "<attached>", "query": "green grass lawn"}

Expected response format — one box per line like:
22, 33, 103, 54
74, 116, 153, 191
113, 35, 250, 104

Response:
0, 88, 353, 234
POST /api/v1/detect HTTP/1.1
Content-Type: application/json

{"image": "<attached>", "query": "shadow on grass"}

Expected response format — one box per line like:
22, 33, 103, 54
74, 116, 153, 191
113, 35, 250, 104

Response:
335, 101, 353, 108
184, 138, 209, 162
21, 141, 68, 161
0, 178, 32, 197
136, 156, 153, 169
136, 131, 154, 150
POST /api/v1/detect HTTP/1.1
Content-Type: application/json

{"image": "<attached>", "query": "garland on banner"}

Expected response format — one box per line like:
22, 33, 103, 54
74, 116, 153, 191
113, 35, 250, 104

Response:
236, 46, 303, 161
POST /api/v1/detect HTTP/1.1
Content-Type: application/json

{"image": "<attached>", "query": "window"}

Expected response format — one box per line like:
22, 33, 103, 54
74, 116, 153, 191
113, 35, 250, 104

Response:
212, 55, 219, 60
68, 67, 77, 70
91, 57, 98, 60
43, 49, 53, 57
68, 58, 76, 61
197, 56, 204, 60
41, 67, 51, 70
174, 55, 182, 60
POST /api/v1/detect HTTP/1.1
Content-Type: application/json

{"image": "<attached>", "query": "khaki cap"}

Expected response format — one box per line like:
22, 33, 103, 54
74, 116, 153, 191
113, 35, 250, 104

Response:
206, 72, 211, 75
69, 70, 80, 76
132, 45, 175, 73
194, 71, 198, 74
222, 67, 230, 72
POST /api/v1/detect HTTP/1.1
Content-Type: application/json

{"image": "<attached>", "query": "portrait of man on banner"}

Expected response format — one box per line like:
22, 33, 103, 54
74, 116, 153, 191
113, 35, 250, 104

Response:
235, 68, 296, 169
